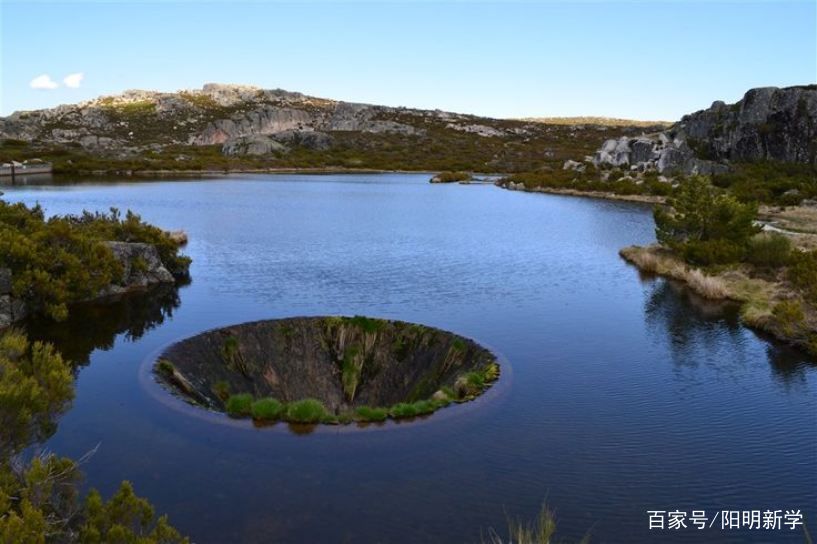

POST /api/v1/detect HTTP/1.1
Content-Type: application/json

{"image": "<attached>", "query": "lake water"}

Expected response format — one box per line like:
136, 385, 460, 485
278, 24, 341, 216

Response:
3, 173, 815, 543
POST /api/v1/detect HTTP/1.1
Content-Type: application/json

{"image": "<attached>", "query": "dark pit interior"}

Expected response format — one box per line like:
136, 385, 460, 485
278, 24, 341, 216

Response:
154, 316, 499, 422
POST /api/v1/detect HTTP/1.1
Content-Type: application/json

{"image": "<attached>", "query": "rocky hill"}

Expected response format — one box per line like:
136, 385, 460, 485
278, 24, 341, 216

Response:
0, 83, 661, 174
588, 85, 817, 175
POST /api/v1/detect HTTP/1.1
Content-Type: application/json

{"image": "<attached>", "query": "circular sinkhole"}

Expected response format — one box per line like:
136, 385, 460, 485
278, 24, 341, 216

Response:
153, 316, 500, 425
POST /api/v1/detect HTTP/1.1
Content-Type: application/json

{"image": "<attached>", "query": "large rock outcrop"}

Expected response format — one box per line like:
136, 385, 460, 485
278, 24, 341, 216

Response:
0, 83, 510, 158
589, 85, 817, 175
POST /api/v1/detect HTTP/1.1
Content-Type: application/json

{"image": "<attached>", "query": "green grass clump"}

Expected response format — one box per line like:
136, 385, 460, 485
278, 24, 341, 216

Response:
211, 380, 230, 402
389, 402, 418, 419
286, 398, 328, 423
411, 399, 436, 415
347, 315, 384, 333
355, 406, 388, 422
483, 361, 500, 382
156, 359, 175, 375
772, 300, 806, 337
250, 397, 285, 421
225, 393, 254, 417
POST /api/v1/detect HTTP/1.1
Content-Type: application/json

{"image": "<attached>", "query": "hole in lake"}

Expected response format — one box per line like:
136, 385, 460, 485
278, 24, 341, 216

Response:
154, 316, 500, 425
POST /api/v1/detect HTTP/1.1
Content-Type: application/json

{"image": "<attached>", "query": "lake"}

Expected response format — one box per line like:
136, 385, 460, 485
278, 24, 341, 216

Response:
3, 173, 815, 543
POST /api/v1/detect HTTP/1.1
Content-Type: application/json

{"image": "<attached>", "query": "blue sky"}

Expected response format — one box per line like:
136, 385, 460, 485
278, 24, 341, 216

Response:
1, 1, 815, 120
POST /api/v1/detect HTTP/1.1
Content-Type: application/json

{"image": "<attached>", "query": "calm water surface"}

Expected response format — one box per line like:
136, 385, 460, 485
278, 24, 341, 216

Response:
3, 174, 815, 543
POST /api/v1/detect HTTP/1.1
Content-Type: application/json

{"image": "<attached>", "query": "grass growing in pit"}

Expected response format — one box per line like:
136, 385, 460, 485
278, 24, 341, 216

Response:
389, 403, 419, 419
212, 380, 230, 402
286, 398, 329, 423
225, 393, 254, 417
355, 406, 388, 422
251, 397, 285, 421
156, 359, 175, 375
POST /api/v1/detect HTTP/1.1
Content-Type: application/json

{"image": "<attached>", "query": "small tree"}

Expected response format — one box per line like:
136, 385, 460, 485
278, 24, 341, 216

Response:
654, 176, 760, 265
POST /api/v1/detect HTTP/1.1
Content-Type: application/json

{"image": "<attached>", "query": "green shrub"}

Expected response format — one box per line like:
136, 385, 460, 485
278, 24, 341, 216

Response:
354, 405, 388, 422
286, 398, 328, 423
0, 201, 190, 322
746, 233, 793, 268
788, 250, 817, 303
225, 394, 253, 417
654, 176, 759, 265
681, 239, 745, 266
250, 397, 285, 421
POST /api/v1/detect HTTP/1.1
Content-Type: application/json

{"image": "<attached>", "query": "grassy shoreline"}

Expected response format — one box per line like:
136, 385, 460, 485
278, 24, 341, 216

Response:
500, 181, 666, 204
620, 245, 817, 356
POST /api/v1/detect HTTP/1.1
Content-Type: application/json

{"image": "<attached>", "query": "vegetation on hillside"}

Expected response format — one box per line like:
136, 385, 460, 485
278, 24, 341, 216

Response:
0, 120, 655, 175
502, 161, 815, 206
0, 330, 188, 543
711, 161, 817, 205
0, 199, 189, 321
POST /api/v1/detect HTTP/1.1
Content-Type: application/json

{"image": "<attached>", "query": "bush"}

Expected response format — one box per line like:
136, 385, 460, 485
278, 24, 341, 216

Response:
250, 397, 285, 421
225, 393, 253, 417
354, 406, 388, 422
746, 233, 793, 268
0, 201, 190, 321
286, 398, 328, 423
0, 331, 74, 456
681, 239, 745, 266
654, 176, 759, 265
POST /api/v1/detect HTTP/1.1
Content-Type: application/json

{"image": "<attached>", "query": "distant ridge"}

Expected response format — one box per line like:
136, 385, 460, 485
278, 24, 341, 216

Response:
521, 116, 672, 128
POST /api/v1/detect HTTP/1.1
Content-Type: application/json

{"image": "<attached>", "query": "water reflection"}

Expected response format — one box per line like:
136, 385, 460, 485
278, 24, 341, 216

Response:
24, 283, 184, 366
643, 276, 815, 386
764, 343, 816, 389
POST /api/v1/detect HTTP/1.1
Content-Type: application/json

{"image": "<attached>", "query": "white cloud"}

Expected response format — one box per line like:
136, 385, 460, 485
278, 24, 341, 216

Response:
30, 74, 59, 90
63, 72, 84, 88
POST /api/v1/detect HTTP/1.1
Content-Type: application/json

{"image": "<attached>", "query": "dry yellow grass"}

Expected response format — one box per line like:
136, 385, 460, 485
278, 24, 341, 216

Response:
758, 205, 817, 250
619, 245, 728, 300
